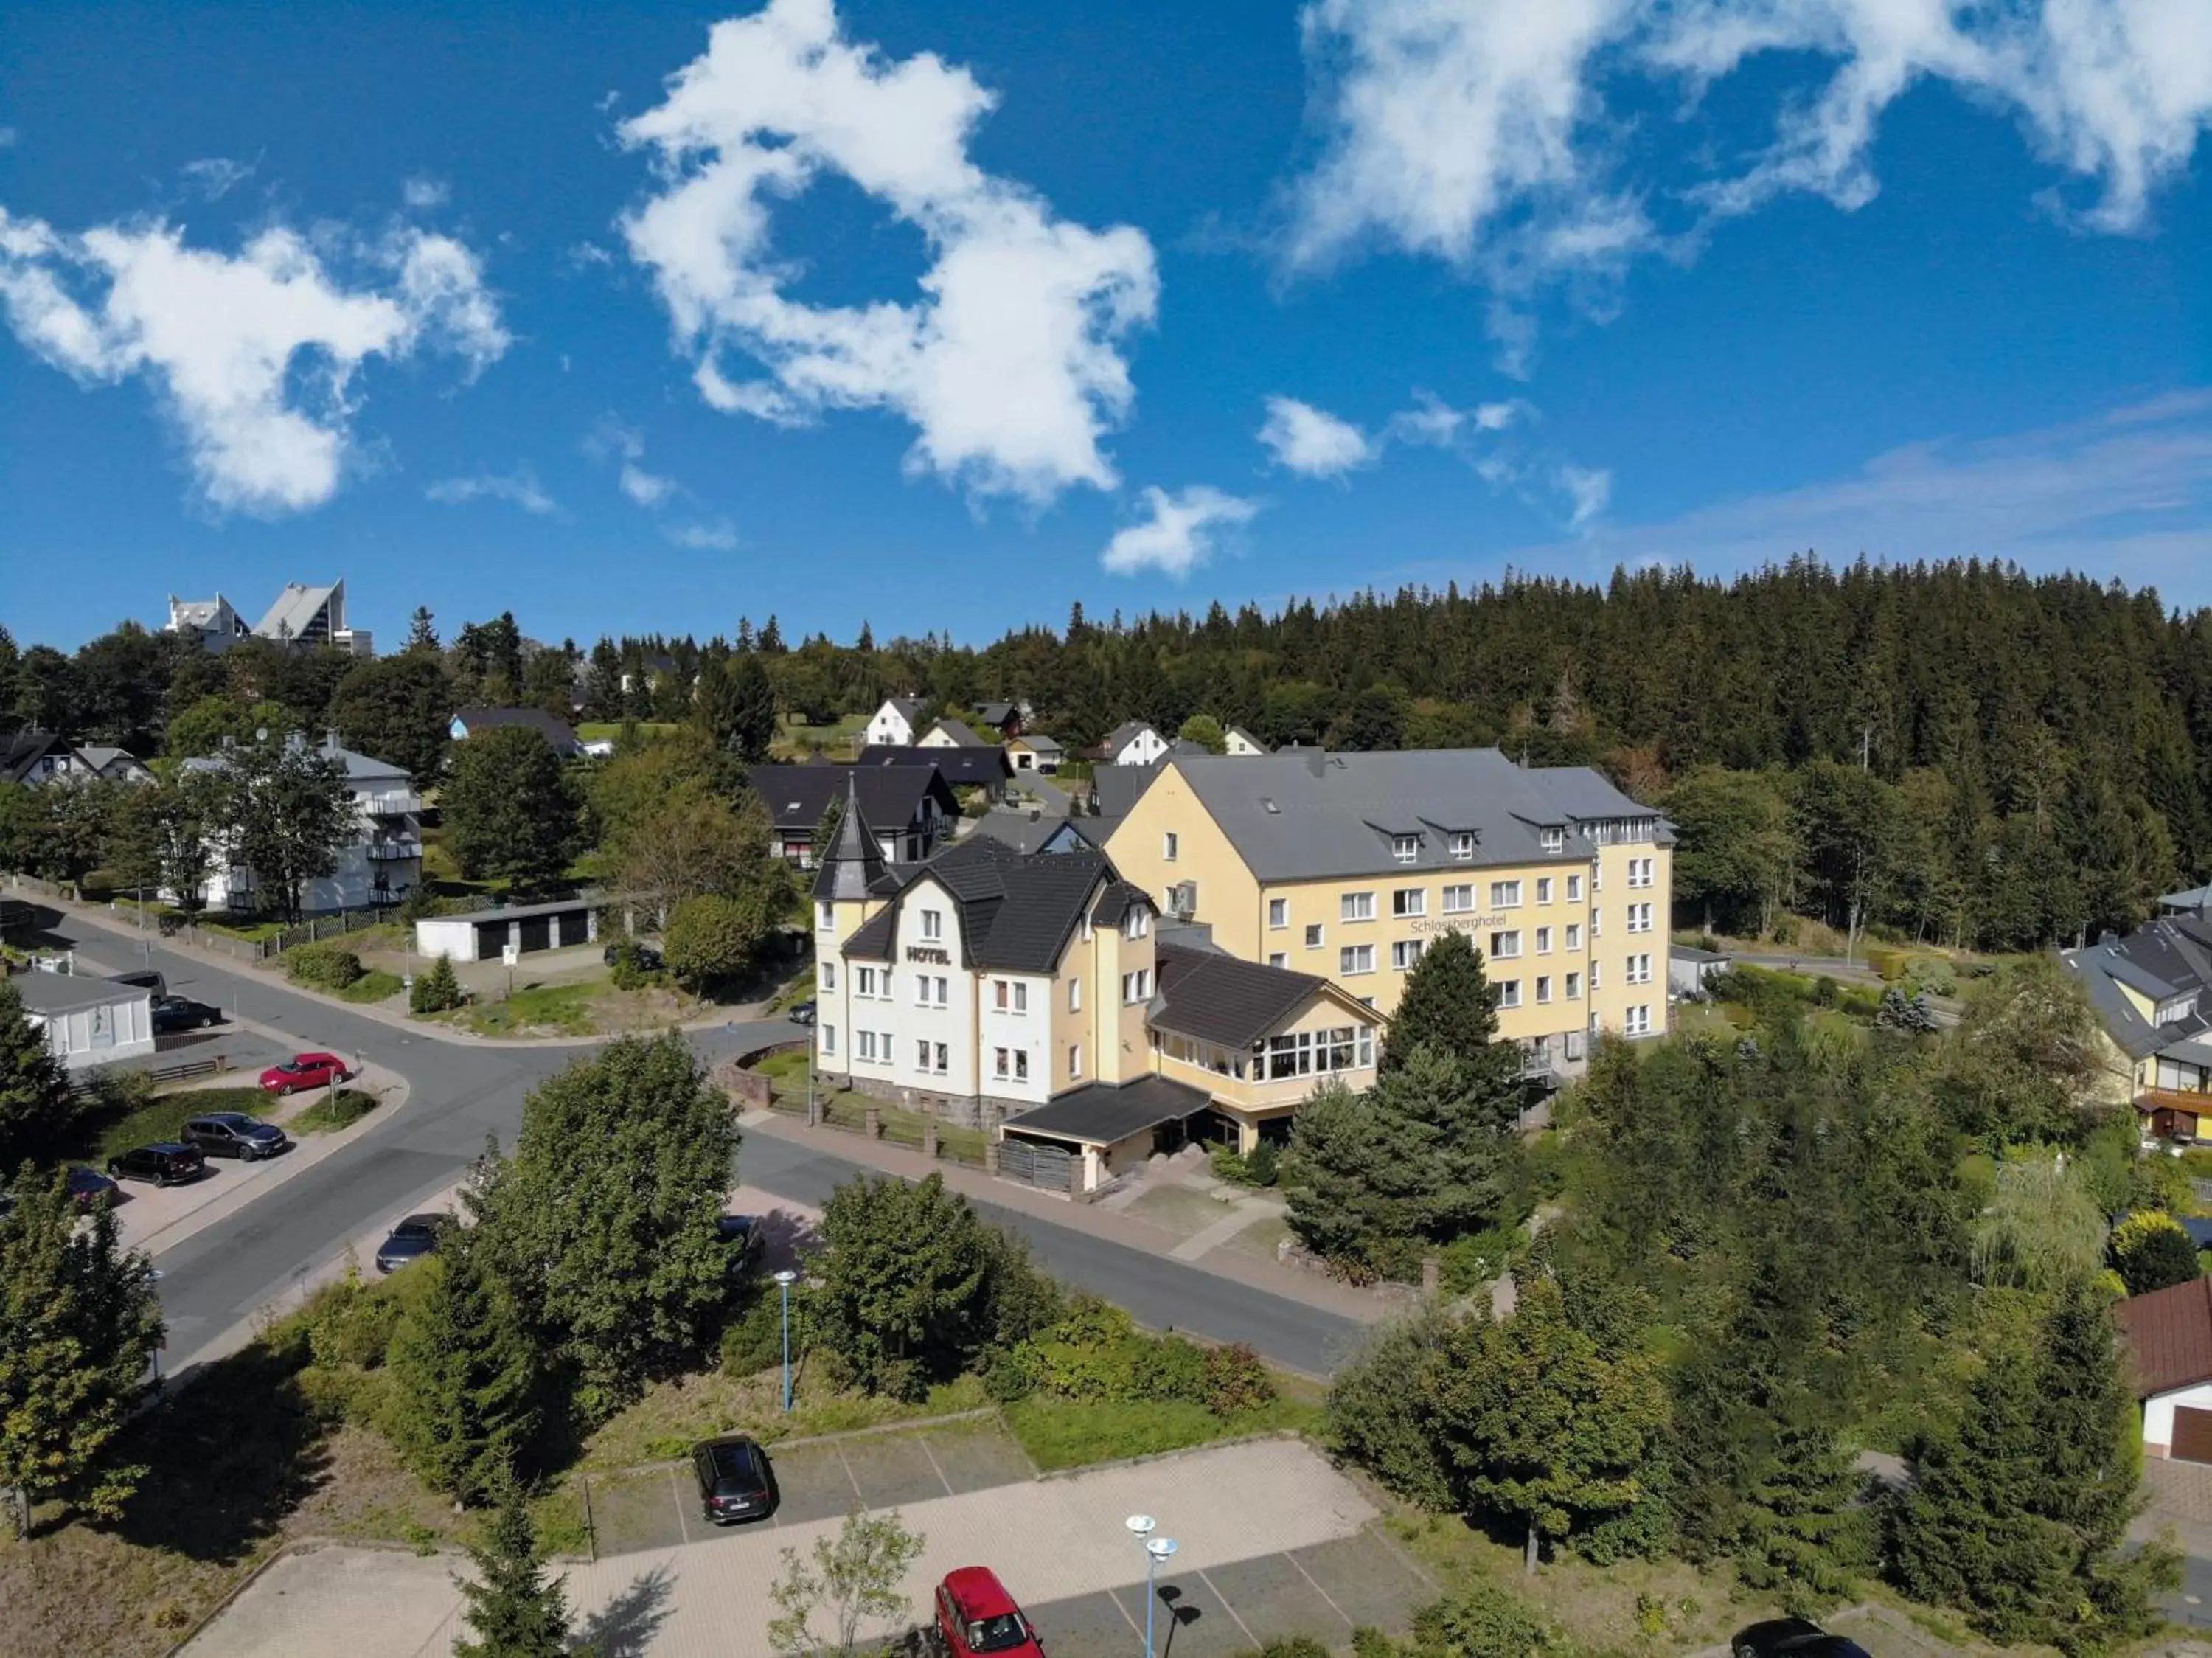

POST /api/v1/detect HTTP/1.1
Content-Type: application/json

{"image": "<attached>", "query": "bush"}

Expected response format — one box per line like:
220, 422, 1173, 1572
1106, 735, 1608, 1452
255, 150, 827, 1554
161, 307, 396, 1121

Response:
1234, 1640, 1331, 1658
2112, 1210, 2202, 1297
1437, 1225, 1523, 1296
286, 941, 364, 991
1866, 946, 1910, 981
605, 940, 656, 992
981, 1346, 1036, 1403
1408, 1584, 1553, 1658
719, 1286, 791, 1378
1023, 1296, 1144, 1401
1326, 1311, 1455, 1511
1130, 1335, 1209, 1405
410, 952, 465, 1014
1201, 1342, 1276, 1418
664, 892, 766, 988
1245, 1140, 1281, 1187
304, 1268, 403, 1370
1904, 954, 1958, 998
1210, 1144, 1251, 1184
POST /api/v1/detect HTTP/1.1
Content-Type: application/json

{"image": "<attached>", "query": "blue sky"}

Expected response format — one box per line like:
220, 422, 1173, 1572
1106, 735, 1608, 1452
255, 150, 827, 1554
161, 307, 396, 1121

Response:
1, 0, 2207, 651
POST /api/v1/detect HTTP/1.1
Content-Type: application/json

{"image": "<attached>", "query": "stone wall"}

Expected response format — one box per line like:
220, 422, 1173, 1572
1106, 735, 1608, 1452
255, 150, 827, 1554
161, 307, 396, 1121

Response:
836, 1072, 1020, 1130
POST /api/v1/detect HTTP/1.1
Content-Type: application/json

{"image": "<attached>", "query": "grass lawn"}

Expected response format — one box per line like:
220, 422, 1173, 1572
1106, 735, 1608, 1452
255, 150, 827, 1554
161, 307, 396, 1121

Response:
577, 721, 681, 743
459, 982, 595, 1036
77, 1085, 274, 1163
333, 969, 403, 1004
754, 1046, 812, 1085
577, 1364, 987, 1471
1001, 1385, 1321, 1472
197, 918, 285, 943
287, 1089, 379, 1135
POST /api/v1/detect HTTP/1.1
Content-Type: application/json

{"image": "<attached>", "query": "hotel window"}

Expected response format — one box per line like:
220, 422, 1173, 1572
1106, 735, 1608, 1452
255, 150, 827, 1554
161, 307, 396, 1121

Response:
1540, 827, 1565, 853
920, 908, 944, 940
1565, 1030, 1586, 1061
1592, 862, 1604, 892
1442, 884, 1473, 913
1634, 902, 1655, 932
1536, 975, 1553, 1004
821, 962, 836, 993
1537, 877, 1554, 904
1625, 1005, 1652, 1036
822, 1024, 837, 1055
1565, 971, 1582, 1000
1269, 952, 1288, 969
1566, 923, 1582, 950
1391, 939, 1425, 971
1627, 952, 1652, 985
1392, 834, 1419, 864
1490, 880, 1523, 907
1392, 887, 1427, 918
1340, 944, 1375, 975
1341, 891, 1375, 922
1121, 968, 1152, 1004
1497, 979, 1522, 1008
1449, 832, 1475, 860
1163, 832, 1179, 862
816, 901, 835, 931
1488, 929, 1523, 960
1566, 874, 1584, 902
1014, 982, 1029, 1013
1125, 909, 1150, 940
1628, 856, 1654, 889
1014, 1051, 1029, 1082
1269, 898, 1289, 929
1591, 909, 1603, 937
993, 979, 1009, 1010
857, 966, 878, 999
1267, 1026, 1376, 1080
1068, 978, 1082, 1012
1068, 1044, 1082, 1079
914, 1040, 933, 1074
1536, 926, 1552, 954
1305, 923, 1324, 948
1590, 960, 1602, 990
993, 1047, 1010, 1080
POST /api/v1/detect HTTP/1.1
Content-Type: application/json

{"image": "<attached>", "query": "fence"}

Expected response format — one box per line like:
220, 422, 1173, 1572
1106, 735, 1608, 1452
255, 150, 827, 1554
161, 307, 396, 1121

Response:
69, 1053, 230, 1096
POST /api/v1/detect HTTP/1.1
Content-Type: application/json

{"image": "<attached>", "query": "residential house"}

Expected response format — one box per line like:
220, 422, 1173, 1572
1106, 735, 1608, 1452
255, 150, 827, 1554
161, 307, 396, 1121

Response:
1103, 748, 1675, 1083
864, 697, 930, 748
1006, 734, 1062, 774
73, 746, 155, 785
181, 732, 422, 913
810, 784, 1380, 1190
1, 733, 152, 787
858, 743, 1012, 793
13, 971, 156, 1071
2060, 915, 2212, 1140
975, 701, 1026, 738
919, 717, 987, 749
2118, 1277, 2212, 1461
1099, 721, 1169, 767
1225, 726, 1270, 757
449, 707, 584, 758
973, 808, 1090, 858
1085, 761, 1164, 821
746, 762, 959, 867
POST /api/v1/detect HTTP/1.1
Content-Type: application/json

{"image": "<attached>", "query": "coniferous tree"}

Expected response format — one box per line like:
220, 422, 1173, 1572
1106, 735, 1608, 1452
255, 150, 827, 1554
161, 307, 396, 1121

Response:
385, 1235, 541, 1508
0, 982, 77, 1168
405, 606, 439, 653
1383, 931, 1511, 1078
1736, 1419, 1872, 1611
444, 726, 580, 891
453, 1469, 573, 1658
411, 952, 466, 1015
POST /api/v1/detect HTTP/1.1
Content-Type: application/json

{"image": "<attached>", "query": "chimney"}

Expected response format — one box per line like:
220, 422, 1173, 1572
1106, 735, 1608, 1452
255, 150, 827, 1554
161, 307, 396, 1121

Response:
324, 729, 341, 753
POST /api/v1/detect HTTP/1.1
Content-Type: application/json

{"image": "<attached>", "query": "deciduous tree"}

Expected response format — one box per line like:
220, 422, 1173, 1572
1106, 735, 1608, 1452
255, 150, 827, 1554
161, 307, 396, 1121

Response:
663, 891, 771, 988
766, 1506, 925, 1658
215, 735, 354, 921
329, 652, 455, 785
809, 1174, 1006, 1399
444, 726, 580, 892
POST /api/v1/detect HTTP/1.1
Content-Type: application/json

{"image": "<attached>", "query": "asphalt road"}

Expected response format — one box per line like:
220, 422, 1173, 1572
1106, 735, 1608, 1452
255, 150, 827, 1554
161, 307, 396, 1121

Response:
47, 917, 1361, 1376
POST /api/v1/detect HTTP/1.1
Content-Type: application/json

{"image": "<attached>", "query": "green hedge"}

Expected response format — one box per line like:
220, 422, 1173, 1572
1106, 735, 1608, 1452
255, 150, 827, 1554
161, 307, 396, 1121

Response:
285, 941, 364, 991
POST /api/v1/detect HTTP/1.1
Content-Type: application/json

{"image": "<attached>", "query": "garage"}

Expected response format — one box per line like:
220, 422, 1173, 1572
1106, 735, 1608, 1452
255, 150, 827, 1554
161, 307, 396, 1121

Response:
2118, 1277, 2212, 1460
414, 896, 602, 964
2175, 1408, 2212, 1465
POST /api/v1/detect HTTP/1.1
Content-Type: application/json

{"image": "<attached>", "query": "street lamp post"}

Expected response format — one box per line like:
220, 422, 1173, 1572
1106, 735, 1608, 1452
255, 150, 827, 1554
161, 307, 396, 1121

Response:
774, 1269, 799, 1412
1124, 1516, 1178, 1658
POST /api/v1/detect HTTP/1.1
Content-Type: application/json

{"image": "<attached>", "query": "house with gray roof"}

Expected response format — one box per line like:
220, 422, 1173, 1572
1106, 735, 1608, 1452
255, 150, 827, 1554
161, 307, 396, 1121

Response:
863, 696, 930, 748
13, 970, 155, 1070
2062, 915, 2212, 1140
1099, 720, 1169, 767
181, 732, 421, 914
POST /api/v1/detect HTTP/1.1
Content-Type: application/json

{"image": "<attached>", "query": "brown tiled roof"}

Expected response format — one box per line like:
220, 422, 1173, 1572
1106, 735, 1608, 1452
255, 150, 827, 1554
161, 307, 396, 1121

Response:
2117, 1275, 2212, 1397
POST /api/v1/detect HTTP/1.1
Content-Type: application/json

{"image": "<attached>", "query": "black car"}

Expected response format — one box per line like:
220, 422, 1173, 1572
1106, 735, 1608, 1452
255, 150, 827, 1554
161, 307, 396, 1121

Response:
1731, 1620, 1874, 1658
785, 999, 817, 1026
183, 1111, 290, 1161
107, 1142, 209, 1186
151, 995, 225, 1034
691, 1435, 777, 1525
108, 968, 167, 998
64, 1166, 121, 1207
604, 941, 664, 971
717, 1213, 763, 1272
374, 1213, 453, 1273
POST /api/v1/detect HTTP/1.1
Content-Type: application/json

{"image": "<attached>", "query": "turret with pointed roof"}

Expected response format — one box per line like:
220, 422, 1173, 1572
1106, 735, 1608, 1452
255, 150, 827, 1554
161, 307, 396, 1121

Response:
813, 775, 887, 902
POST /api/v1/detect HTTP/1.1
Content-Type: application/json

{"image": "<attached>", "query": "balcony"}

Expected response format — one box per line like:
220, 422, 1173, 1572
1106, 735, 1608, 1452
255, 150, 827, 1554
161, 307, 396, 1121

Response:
358, 790, 422, 818
365, 837, 423, 861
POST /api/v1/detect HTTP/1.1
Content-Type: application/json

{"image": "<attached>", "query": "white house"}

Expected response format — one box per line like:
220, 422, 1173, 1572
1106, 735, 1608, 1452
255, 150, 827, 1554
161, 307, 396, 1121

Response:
181, 733, 423, 914
1225, 726, 1269, 757
1099, 721, 1169, 767
13, 971, 155, 1071
918, 718, 987, 749
864, 698, 929, 748
167, 579, 372, 656
2121, 1276, 2212, 1462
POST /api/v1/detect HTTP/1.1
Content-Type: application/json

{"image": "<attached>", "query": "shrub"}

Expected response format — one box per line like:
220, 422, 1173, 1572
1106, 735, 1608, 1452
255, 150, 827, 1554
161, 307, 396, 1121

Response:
1866, 946, 1910, 981
1201, 1342, 1276, 1418
1904, 954, 1958, 998
1234, 1640, 1330, 1658
304, 1268, 403, 1370
605, 940, 655, 992
286, 941, 364, 991
1130, 1335, 1209, 1404
981, 1346, 1036, 1403
719, 1286, 792, 1378
1438, 1226, 1523, 1295
1023, 1297, 1144, 1401
2112, 1210, 2202, 1297
1210, 1145, 1251, 1184
1245, 1140, 1281, 1187
1408, 1584, 1553, 1658
1326, 1311, 1455, 1510
410, 952, 465, 1014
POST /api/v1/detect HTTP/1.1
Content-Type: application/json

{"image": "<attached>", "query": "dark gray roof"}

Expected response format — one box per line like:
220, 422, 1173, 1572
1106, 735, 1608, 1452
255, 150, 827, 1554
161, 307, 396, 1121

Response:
1001, 1075, 1213, 1146
1670, 943, 1728, 964
1089, 763, 1162, 819
430, 894, 599, 923
927, 718, 987, 747
1152, 941, 1340, 1050
1163, 749, 1665, 881
747, 763, 953, 833
884, 697, 928, 724
1100, 721, 1158, 755
976, 701, 1017, 727
0, 732, 65, 785
453, 707, 582, 755
1088, 881, 1152, 929
2063, 915, 2212, 1061
1062, 815, 1118, 850
1013, 733, 1062, 754
2161, 884, 2212, 915
858, 744, 1011, 787
814, 777, 890, 903
973, 809, 1063, 857
10, 971, 150, 1014
842, 839, 1117, 972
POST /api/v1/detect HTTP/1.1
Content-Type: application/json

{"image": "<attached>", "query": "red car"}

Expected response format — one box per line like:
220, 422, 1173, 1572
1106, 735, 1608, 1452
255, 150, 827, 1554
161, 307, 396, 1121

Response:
259, 1052, 351, 1095
934, 1569, 1043, 1658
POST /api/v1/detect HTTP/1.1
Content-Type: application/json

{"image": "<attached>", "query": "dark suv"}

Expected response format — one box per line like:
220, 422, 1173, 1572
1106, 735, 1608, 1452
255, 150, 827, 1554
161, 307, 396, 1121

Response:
691, 1435, 777, 1525
108, 1142, 208, 1186
183, 1111, 290, 1161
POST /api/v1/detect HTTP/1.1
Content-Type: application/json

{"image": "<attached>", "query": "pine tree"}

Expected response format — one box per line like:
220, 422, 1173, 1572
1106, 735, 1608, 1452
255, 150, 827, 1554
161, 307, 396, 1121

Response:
1383, 931, 1509, 1077
411, 951, 466, 1014
386, 1236, 540, 1508
406, 606, 439, 653
811, 796, 844, 868
1736, 1420, 1871, 1611
0, 980, 77, 1168
453, 1470, 573, 1658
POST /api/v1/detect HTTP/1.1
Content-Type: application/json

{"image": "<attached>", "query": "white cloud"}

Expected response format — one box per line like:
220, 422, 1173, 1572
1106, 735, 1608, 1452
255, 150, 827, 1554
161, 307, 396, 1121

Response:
403, 176, 451, 210
567, 240, 616, 268
426, 465, 558, 515
666, 518, 740, 549
1259, 395, 1377, 477
1101, 485, 1261, 578
1290, 0, 2212, 355
585, 414, 683, 506
619, 0, 1159, 505
1554, 462, 1612, 529
0, 208, 508, 513
181, 157, 254, 201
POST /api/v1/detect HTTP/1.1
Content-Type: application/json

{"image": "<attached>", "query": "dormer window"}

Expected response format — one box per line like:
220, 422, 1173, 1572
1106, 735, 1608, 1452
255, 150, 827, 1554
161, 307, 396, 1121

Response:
1391, 835, 1419, 864
1540, 827, 1565, 853
1125, 907, 1150, 940
1449, 833, 1475, 861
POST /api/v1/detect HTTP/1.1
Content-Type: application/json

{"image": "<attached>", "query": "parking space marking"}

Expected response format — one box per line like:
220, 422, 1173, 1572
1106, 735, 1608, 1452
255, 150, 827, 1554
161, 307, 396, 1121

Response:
833, 1442, 866, 1502
917, 1434, 956, 1498
1284, 1551, 1353, 1628
1105, 1584, 1144, 1639
669, 1469, 693, 1546
1197, 1569, 1259, 1650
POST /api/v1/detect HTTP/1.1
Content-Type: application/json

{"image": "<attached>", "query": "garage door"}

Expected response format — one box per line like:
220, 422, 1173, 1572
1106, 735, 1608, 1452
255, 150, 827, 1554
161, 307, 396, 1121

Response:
473, 919, 509, 960
2173, 1406, 2212, 1463
557, 908, 590, 947
518, 915, 552, 953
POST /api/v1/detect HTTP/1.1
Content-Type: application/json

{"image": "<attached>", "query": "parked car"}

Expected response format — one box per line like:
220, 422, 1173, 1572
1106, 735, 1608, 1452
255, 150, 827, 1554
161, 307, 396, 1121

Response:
785, 999, 817, 1026
717, 1214, 763, 1273
259, 1052, 352, 1095
374, 1213, 452, 1274
183, 1111, 290, 1161
690, 1435, 777, 1525
935, 1567, 1045, 1658
108, 968, 167, 998
1731, 1620, 1872, 1658
151, 995, 225, 1034
64, 1165, 121, 1207
107, 1142, 209, 1187
604, 941, 664, 971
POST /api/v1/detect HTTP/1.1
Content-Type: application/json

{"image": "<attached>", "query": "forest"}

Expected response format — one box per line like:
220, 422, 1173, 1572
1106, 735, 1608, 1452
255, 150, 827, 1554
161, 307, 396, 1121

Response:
6, 555, 2208, 950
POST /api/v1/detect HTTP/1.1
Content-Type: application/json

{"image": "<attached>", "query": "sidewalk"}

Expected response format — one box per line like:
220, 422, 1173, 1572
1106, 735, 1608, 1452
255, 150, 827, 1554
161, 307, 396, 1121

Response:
739, 1109, 1391, 1328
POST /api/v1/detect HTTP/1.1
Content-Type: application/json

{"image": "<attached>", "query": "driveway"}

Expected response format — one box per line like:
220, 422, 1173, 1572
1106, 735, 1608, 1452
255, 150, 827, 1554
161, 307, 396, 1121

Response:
179, 1436, 1429, 1658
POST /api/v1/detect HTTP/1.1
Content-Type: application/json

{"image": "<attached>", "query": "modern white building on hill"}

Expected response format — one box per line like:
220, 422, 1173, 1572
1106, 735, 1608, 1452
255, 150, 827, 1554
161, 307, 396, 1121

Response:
167, 580, 372, 656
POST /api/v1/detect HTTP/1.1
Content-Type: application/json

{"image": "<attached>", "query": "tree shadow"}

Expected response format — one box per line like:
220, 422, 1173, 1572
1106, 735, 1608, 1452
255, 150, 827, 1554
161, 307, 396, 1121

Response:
569, 1563, 674, 1658
101, 1337, 334, 1564
1157, 1584, 1203, 1658
751, 1208, 820, 1275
